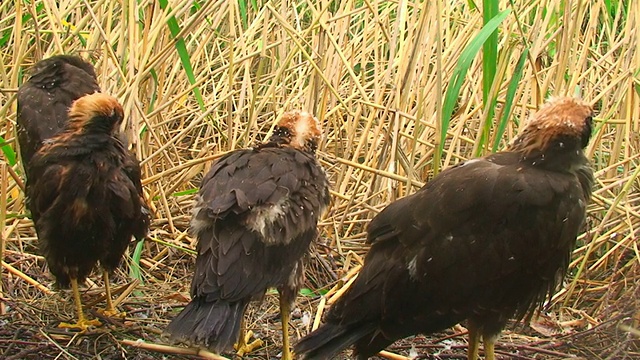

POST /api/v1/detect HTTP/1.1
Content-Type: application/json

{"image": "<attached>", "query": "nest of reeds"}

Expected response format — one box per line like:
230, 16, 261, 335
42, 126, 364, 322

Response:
1, 0, 639, 359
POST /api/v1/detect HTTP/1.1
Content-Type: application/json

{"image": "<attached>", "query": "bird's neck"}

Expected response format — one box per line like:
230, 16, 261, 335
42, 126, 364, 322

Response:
520, 149, 594, 200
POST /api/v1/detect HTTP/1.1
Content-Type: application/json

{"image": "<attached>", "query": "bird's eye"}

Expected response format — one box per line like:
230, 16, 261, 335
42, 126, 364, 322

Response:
276, 126, 291, 137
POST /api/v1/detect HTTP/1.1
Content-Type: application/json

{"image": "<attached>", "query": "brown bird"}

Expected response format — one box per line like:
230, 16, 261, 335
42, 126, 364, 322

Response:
294, 97, 594, 359
166, 110, 330, 359
25, 93, 149, 330
17, 55, 100, 179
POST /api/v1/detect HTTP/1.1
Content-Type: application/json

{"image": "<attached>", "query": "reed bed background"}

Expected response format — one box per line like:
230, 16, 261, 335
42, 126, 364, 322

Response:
0, 0, 639, 359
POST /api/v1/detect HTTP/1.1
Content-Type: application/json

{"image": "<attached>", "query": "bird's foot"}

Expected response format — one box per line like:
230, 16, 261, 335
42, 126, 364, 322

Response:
58, 318, 102, 331
281, 348, 293, 360
234, 330, 264, 356
97, 307, 126, 319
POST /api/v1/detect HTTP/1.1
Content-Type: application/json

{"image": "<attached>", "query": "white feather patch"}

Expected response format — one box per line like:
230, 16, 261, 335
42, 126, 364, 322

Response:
245, 199, 289, 243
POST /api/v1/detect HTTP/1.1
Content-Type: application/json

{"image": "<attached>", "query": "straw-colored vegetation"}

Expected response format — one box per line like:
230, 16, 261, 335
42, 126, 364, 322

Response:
1, 0, 638, 358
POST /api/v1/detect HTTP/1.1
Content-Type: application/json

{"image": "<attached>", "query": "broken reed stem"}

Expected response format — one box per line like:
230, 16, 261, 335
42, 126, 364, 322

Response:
321, 279, 345, 300
310, 262, 364, 331
121, 339, 230, 359
83, 279, 139, 308
311, 295, 326, 331
113, 279, 140, 308
39, 329, 78, 359
378, 350, 411, 360
618, 324, 640, 338
324, 263, 362, 305
1, 260, 54, 295
327, 273, 358, 305
4, 162, 24, 193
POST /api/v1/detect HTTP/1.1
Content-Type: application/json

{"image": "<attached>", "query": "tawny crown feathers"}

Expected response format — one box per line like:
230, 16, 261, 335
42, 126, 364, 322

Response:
67, 93, 124, 133
510, 96, 594, 155
276, 110, 322, 150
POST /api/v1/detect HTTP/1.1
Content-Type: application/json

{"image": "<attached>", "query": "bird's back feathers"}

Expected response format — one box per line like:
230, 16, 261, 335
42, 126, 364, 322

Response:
167, 137, 330, 352
17, 55, 100, 176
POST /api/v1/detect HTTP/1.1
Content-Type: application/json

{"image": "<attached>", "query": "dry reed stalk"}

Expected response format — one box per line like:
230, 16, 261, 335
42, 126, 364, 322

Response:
378, 350, 411, 360
121, 339, 230, 359
1, 260, 52, 295
311, 294, 326, 331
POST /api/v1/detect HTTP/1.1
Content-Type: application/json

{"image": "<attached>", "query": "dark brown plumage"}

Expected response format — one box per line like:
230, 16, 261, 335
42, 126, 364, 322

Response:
166, 110, 330, 359
17, 55, 100, 178
295, 97, 595, 360
25, 92, 149, 329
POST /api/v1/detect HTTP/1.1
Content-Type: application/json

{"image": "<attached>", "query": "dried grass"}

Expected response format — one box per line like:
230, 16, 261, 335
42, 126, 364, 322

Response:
1, 0, 639, 359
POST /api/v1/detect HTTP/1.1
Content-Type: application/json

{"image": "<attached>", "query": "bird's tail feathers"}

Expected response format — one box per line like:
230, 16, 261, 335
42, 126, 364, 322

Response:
294, 322, 376, 359
165, 297, 247, 353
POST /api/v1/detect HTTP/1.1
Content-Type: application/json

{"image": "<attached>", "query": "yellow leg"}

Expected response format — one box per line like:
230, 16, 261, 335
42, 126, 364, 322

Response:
483, 335, 496, 360
467, 322, 480, 360
279, 294, 292, 360
104, 271, 115, 313
58, 277, 101, 331
98, 271, 125, 318
235, 318, 264, 356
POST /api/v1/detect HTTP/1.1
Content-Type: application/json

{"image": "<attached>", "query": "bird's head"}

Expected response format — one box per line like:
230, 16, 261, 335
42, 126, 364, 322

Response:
510, 97, 594, 166
67, 93, 124, 134
269, 110, 322, 152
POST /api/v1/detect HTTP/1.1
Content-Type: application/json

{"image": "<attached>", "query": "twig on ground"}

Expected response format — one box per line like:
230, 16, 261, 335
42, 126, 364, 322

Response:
39, 329, 79, 360
498, 343, 576, 358
5, 344, 50, 360
121, 339, 230, 359
378, 349, 411, 360
2, 260, 53, 295
619, 324, 640, 338
84, 279, 139, 308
